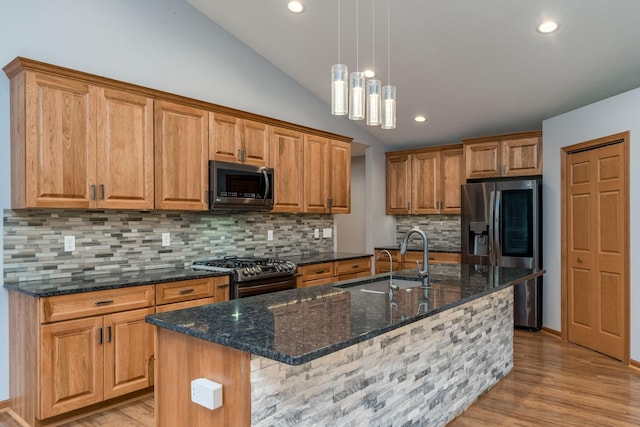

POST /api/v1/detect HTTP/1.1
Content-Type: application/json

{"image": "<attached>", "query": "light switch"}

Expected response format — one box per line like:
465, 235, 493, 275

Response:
314, 229, 320, 239
162, 232, 170, 247
322, 228, 332, 238
267, 230, 274, 241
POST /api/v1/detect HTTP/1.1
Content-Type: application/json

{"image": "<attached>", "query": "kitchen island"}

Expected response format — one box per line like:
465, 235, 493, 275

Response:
146, 264, 544, 426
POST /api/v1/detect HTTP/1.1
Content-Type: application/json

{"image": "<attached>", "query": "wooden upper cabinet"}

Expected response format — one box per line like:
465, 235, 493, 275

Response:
19, 71, 97, 209
154, 100, 209, 210
440, 147, 464, 213
386, 145, 463, 215
209, 113, 270, 166
464, 131, 542, 179
411, 151, 440, 214
302, 137, 351, 214
96, 88, 154, 209
386, 153, 411, 214
270, 126, 304, 212
329, 140, 351, 213
303, 135, 329, 213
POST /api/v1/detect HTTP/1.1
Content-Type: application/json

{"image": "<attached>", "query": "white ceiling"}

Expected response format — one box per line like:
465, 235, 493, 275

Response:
187, 0, 640, 150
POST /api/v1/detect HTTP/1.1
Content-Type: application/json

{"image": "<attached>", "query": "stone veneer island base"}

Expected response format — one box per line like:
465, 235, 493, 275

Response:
154, 286, 514, 426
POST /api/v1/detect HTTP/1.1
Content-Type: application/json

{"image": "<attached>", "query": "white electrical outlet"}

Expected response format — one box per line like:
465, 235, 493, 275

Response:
191, 378, 223, 410
64, 235, 75, 252
162, 232, 170, 247
314, 228, 320, 239
267, 230, 274, 241
322, 228, 332, 238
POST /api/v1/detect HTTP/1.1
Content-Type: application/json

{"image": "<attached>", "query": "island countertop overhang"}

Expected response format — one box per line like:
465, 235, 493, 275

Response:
145, 264, 545, 365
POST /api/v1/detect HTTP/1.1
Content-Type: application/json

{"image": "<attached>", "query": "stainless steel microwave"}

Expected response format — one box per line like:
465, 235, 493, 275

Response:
208, 161, 274, 211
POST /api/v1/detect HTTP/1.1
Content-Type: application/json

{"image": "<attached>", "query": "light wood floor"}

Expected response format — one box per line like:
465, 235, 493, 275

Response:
2, 330, 639, 426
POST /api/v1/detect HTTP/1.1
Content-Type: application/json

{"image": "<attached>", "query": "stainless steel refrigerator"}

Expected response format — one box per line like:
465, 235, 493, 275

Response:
461, 177, 542, 330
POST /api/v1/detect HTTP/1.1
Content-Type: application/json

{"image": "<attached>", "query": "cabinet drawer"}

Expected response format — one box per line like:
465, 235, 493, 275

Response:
155, 297, 215, 313
300, 277, 335, 288
338, 271, 371, 281
156, 278, 214, 305
429, 252, 461, 264
335, 257, 372, 275
301, 262, 335, 281
40, 285, 155, 324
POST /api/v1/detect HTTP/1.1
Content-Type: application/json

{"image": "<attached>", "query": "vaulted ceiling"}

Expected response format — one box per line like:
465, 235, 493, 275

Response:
188, 0, 640, 149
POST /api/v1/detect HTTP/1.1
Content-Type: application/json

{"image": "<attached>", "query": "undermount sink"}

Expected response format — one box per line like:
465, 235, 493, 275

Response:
336, 279, 422, 294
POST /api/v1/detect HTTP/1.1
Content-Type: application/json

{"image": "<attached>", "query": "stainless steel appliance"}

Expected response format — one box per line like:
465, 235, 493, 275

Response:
461, 177, 542, 329
192, 257, 297, 299
209, 161, 274, 211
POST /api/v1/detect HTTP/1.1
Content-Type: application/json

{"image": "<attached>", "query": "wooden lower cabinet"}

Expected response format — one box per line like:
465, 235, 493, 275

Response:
9, 276, 231, 426
298, 257, 372, 288
375, 249, 460, 274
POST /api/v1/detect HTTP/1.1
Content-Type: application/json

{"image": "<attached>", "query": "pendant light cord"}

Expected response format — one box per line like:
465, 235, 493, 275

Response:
337, 0, 341, 64
387, 0, 390, 84
356, 0, 359, 71
372, 0, 375, 71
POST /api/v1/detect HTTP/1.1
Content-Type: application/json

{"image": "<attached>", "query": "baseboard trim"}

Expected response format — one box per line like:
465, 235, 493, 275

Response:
0, 399, 9, 410
630, 359, 640, 370
541, 327, 561, 338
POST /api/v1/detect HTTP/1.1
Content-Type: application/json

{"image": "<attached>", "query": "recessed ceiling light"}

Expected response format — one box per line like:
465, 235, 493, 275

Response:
414, 115, 427, 123
363, 69, 375, 78
287, 1, 304, 14
537, 20, 559, 34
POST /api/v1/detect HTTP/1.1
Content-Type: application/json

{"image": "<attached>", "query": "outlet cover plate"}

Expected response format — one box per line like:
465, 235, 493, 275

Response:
322, 228, 332, 238
161, 232, 170, 247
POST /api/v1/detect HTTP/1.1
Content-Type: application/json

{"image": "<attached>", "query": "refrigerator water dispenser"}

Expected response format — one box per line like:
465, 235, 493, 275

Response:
468, 222, 489, 256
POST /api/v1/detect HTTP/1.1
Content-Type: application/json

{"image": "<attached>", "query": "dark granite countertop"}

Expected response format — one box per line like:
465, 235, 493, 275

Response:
2, 252, 372, 297
375, 245, 460, 253
146, 264, 545, 365
3, 267, 230, 297
288, 251, 372, 266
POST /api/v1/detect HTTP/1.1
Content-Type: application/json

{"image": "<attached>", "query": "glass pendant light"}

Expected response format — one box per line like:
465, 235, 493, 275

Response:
381, 0, 396, 129
381, 85, 396, 129
331, 0, 348, 115
366, 79, 381, 125
366, 0, 381, 126
349, 71, 365, 120
331, 64, 348, 115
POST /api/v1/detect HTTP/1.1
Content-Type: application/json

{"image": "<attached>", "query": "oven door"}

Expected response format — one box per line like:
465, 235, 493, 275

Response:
234, 275, 296, 299
209, 160, 274, 211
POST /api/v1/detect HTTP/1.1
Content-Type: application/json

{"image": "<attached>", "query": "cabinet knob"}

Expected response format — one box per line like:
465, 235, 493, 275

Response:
577, 257, 583, 263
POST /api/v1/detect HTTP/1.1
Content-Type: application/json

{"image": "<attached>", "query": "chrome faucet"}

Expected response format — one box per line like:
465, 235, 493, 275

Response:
377, 249, 398, 292
400, 226, 430, 288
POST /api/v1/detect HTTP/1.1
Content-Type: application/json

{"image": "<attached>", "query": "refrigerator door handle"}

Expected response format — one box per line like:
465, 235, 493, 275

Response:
494, 190, 502, 266
489, 190, 496, 265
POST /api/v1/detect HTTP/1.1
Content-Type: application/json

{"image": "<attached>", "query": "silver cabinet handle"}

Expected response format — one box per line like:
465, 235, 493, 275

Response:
91, 184, 97, 200
99, 184, 105, 200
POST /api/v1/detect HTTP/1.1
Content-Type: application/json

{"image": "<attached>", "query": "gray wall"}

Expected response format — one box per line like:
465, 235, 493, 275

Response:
0, 0, 395, 401
542, 87, 640, 362
335, 156, 367, 253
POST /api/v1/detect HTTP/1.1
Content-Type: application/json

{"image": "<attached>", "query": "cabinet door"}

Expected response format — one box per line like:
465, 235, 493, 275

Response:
503, 136, 542, 176
303, 134, 329, 213
214, 276, 231, 303
440, 148, 464, 213
24, 72, 96, 208
154, 100, 208, 210
464, 141, 501, 180
329, 140, 351, 213
209, 112, 242, 163
103, 307, 154, 399
96, 88, 154, 209
270, 127, 304, 212
386, 154, 411, 214
40, 317, 103, 418
242, 119, 270, 166
411, 151, 440, 214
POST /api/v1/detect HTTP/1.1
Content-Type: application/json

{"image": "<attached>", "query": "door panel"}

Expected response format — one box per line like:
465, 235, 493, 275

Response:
566, 141, 626, 361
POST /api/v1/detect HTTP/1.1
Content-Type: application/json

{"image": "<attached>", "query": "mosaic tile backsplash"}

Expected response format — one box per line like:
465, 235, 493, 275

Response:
3, 210, 334, 282
395, 214, 461, 251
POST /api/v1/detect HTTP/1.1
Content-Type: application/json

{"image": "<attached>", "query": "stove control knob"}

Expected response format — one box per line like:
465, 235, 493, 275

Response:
255, 266, 262, 274
242, 267, 251, 276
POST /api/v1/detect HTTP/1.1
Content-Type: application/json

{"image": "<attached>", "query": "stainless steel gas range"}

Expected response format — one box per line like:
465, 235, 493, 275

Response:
192, 257, 297, 299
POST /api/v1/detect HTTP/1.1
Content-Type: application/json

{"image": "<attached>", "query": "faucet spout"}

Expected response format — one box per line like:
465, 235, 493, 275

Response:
377, 249, 397, 290
399, 226, 430, 287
